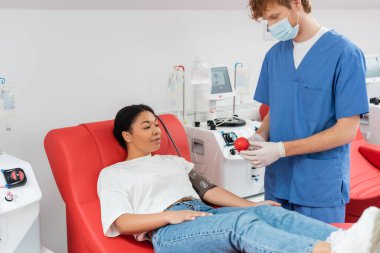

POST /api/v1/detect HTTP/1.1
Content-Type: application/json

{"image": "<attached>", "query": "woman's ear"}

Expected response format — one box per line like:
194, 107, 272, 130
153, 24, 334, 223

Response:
122, 131, 132, 143
292, 0, 302, 10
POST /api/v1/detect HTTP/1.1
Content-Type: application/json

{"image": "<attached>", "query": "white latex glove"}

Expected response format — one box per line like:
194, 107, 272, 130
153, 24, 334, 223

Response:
239, 141, 286, 167
248, 132, 266, 142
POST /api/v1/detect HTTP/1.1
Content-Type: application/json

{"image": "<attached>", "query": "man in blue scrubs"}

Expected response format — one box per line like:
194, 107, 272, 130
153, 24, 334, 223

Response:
240, 0, 369, 223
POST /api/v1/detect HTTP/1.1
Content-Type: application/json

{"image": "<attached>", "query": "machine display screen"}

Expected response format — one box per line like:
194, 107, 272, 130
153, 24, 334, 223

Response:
366, 56, 380, 79
211, 67, 233, 94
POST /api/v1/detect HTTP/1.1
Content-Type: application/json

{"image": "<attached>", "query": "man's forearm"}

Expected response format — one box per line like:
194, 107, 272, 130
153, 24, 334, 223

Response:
256, 113, 270, 141
202, 187, 255, 207
284, 116, 359, 157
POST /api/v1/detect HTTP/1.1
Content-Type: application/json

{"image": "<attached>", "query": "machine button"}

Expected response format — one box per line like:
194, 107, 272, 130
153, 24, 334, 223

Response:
5, 191, 14, 202
19, 171, 24, 181
11, 171, 17, 181
251, 174, 259, 182
207, 120, 217, 130
222, 132, 238, 146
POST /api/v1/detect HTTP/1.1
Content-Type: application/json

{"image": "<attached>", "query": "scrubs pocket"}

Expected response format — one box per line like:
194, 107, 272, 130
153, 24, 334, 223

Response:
292, 157, 342, 204
298, 85, 330, 122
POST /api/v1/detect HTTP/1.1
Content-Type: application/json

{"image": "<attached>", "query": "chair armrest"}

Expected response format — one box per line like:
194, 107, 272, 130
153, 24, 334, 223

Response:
359, 145, 380, 170
331, 223, 353, 229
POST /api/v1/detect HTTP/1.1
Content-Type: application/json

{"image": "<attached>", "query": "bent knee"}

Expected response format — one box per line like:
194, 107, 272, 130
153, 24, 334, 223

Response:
229, 210, 261, 227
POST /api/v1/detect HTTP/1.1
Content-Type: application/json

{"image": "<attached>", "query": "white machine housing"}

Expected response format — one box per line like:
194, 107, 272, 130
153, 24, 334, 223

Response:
365, 54, 380, 84
360, 103, 380, 145
0, 153, 42, 253
185, 120, 264, 197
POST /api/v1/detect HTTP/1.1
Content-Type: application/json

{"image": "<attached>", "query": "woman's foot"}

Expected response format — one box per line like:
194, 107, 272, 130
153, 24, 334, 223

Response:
327, 206, 380, 253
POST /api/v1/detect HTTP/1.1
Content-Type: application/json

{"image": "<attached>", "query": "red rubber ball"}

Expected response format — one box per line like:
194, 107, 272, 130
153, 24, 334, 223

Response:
234, 137, 249, 152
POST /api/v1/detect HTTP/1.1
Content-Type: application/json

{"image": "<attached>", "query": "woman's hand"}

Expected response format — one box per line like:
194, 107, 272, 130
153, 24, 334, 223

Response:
253, 200, 281, 207
163, 210, 213, 224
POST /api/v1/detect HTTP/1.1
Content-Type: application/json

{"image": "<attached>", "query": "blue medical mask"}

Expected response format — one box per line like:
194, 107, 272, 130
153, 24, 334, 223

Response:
268, 10, 300, 41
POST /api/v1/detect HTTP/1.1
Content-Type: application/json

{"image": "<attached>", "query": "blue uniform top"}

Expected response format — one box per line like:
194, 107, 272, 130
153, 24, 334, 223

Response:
254, 30, 369, 207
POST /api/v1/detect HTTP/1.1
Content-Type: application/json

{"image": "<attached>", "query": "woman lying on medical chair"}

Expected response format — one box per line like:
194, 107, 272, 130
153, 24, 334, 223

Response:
97, 104, 380, 253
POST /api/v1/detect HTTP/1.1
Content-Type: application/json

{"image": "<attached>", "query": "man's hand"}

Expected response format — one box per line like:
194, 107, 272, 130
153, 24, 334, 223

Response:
239, 141, 286, 167
163, 210, 212, 224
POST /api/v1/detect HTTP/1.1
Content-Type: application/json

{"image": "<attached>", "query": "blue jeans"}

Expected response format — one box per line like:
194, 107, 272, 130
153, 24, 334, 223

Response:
151, 200, 337, 253
265, 191, 346, 223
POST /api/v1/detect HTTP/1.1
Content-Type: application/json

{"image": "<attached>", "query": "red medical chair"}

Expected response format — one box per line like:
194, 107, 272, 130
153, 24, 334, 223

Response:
44, 112, 351, 253
259, 103, 270, 121
44, 114, 190, 253
346, 130, 380, 222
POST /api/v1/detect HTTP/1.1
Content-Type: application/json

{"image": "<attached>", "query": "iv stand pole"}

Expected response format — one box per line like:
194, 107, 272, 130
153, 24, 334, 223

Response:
174, 65, 185, 121
233, 62, 243, 117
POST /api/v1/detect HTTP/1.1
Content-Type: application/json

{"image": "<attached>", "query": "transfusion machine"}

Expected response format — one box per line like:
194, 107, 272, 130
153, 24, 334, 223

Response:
0, 153, 42, 253
185, 120, 264, 198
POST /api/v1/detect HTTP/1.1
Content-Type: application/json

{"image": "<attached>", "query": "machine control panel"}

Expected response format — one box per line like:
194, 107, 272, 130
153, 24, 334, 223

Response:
2, 168, 27, 188
221, 131, 238, 146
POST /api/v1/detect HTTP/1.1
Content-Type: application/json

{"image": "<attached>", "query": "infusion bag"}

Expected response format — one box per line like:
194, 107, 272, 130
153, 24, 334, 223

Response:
0, 78, 15, 120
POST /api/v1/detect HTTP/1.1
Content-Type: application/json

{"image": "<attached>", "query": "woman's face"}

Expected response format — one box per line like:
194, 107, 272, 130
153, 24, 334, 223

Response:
123, 110, 162, 155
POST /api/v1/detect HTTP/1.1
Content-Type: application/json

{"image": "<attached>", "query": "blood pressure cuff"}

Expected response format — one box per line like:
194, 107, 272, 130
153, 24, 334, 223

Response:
188, 169, 217, 198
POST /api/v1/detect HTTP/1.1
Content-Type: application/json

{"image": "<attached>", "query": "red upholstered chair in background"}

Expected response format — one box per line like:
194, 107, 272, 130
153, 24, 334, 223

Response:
44, 111, 351, 252
347, 130, 380, 222
259, 103, 270, 121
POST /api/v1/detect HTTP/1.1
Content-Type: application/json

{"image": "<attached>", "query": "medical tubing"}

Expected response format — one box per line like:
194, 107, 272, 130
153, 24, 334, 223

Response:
233, 63, 243, 116
214, 118, 230, 126
214, 115, 241, 126
155, 115, 182, 158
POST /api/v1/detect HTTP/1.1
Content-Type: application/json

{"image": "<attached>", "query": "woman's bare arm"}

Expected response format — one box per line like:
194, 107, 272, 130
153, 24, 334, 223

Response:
202, 186, 280, 208
115, 210, 212, 235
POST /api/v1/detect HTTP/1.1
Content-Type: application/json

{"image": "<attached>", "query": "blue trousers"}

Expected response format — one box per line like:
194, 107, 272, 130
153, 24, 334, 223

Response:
151, 200, 337, 253
265, 191, 346, 223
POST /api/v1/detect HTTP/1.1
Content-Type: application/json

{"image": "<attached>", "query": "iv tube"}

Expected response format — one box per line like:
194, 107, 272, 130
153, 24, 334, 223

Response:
174, 65, 185, 121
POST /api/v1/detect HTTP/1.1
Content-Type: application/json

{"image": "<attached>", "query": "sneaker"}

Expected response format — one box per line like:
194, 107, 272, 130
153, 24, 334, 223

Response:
327, 206, 380, 253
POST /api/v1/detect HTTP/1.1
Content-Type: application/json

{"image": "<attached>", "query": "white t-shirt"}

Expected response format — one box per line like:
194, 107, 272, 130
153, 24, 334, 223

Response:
97, 154, 200, 241
293, 26, 329, 69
